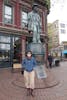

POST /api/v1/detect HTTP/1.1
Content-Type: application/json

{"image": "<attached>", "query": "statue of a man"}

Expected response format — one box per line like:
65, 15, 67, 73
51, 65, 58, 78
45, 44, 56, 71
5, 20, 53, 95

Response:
28, 4, 41, 43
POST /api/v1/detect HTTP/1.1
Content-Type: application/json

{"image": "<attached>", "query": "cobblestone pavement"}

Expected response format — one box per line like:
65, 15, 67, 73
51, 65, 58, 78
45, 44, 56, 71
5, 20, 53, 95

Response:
0, 62, 67, 100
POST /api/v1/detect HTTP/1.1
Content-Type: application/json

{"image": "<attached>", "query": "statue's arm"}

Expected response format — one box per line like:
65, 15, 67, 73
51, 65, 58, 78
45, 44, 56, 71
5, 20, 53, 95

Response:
27, 12, 33, 33
27, 12, 32, 22
38, 15, 42, 29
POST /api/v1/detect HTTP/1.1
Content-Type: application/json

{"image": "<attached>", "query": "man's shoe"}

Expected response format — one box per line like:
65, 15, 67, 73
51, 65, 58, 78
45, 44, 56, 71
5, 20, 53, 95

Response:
27, 88, 30, 96
30, 89, 35, 97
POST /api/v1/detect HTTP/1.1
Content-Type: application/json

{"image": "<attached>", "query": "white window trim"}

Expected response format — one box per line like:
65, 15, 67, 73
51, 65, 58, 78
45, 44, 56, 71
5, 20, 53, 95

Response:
3, 1, 14, 25
21, 10, 28, 28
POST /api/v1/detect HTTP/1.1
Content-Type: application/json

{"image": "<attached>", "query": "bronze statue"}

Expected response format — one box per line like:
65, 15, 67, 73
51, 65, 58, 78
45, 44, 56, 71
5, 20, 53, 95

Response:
28, 4, 41, 43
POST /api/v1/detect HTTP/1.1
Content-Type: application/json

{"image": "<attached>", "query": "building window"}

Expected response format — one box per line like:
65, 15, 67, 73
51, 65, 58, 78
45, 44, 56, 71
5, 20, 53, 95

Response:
61, 29, 66, 34
21, 11, 28, 28
64, 45, 67, 50
0, 44, 10, 50
4, 5, 13, 24
0, 35, 10, 50
55, 23, 58, 28
0, 36, 10, 43
60, 23, 65, 28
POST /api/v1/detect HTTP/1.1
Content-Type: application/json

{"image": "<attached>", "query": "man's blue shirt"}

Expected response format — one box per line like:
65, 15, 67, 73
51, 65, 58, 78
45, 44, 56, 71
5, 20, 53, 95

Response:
22, 57, 37, 72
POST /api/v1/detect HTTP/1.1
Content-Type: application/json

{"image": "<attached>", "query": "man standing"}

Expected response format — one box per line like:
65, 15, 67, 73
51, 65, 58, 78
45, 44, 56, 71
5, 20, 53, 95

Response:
28, 3, 41, 43
22, 51, 37, 97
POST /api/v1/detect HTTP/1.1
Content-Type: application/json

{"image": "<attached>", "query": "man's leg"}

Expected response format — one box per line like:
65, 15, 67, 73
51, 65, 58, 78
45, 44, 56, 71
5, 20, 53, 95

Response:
49, 62, 52, 68
33, 26, 37, 43
33, 32, 37, 43
29, 71, 35, 97
24, 71, 30, 96
37, 32, 41, 43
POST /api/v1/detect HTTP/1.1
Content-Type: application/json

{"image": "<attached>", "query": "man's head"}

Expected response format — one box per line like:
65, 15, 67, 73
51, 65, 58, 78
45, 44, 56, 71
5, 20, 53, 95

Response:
26, 51, 32, 59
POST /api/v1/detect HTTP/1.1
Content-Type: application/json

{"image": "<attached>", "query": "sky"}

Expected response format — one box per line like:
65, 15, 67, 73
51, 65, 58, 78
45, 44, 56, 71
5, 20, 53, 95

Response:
47, 0, 67, 43
47, 0, 67, 23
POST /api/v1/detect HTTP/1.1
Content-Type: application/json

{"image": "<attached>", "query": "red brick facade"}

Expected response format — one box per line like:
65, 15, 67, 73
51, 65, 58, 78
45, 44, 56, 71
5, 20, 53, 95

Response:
0, 0, 48, 66
0, 0, 48, 33
0, 0, 3, 25
14, 1, 21, 28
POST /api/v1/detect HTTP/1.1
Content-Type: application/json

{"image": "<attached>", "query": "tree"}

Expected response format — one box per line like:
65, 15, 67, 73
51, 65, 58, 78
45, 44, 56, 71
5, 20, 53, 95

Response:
47, 23, 53, 51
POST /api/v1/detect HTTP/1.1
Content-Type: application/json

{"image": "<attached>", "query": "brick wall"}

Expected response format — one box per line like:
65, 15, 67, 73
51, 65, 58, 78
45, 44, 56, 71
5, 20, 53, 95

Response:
0, 0, 3, 25
14, 2, 21, 28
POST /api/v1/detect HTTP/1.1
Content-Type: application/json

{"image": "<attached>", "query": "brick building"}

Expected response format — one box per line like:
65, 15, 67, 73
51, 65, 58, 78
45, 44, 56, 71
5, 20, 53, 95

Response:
0, 0, 49, 68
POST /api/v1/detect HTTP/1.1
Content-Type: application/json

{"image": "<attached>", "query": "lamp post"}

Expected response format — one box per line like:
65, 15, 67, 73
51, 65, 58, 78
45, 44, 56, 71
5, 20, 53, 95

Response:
59, 45, 64, 61
44, 35, 49, 67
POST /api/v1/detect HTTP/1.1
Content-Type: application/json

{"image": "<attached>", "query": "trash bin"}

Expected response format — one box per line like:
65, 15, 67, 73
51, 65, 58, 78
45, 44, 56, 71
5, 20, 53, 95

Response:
55, 60, 60, 66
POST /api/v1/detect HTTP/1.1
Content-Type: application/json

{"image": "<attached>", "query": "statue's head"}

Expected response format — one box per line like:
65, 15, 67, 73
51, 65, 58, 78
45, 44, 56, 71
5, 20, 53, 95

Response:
32, 3, 38, 12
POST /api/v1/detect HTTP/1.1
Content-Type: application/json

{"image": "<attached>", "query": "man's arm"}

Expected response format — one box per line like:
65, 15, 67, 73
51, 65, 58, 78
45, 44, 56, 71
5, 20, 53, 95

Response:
38, 14, 42, 32
27, 12, 33, 33
22, 59, 26, 69
33, 57, 37, 67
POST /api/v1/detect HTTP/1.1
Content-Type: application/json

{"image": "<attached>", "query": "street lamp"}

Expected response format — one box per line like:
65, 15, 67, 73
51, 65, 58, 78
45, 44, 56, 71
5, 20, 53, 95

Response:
43, 35, 49, 67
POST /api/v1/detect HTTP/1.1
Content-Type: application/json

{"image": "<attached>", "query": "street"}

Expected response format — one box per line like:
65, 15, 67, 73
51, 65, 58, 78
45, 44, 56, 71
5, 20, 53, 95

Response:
0, 61, 67, 100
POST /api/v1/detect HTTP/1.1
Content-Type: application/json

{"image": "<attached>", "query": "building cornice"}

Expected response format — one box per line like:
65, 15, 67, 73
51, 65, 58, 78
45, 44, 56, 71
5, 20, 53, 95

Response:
4, 0, 50, 13
0, 26, 48, 39
0, 26, 28, 36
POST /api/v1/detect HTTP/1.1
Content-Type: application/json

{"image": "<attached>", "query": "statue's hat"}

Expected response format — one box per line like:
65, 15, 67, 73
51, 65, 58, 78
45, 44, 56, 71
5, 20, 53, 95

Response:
32, 3, 38, 8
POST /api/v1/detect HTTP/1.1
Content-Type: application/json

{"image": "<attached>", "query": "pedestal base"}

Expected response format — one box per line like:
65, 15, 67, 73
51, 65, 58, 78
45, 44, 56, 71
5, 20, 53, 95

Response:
27, 43, 45, 54
27, 43, 45, 63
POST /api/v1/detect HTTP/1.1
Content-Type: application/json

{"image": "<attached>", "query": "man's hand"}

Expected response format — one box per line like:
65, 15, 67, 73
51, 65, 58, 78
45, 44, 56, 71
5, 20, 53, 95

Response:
28, 30, 33, 34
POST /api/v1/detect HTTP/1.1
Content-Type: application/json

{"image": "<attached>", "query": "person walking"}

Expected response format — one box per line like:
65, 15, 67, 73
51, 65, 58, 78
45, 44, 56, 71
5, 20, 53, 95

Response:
48, 53, 53, 68
22, 51, 37, 97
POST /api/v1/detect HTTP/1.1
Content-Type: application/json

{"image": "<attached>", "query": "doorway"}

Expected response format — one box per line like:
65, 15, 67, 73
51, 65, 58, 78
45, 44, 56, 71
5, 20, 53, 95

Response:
13, 36, 22, 69
0, 34, 11, 68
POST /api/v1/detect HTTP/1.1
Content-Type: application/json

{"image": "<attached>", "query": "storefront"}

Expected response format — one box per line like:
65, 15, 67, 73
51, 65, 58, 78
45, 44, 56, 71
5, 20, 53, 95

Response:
0, 33, 21, 68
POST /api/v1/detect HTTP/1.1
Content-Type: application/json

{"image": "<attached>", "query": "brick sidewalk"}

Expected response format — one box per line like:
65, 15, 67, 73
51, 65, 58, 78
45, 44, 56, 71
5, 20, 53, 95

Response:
0, 62, 67, 100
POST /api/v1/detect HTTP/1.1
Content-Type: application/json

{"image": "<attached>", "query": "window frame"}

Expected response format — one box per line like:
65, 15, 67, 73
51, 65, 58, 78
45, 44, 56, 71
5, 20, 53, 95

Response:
21, 10, 28, 29
64, 45, 67, 50
4, 4, 13, 24
60, 23, 65, 28
60, 29, 66, 34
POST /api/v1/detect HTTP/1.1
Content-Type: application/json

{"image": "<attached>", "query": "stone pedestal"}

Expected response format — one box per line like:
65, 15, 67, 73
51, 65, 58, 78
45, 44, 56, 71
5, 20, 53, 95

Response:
27, 43, 45, 64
